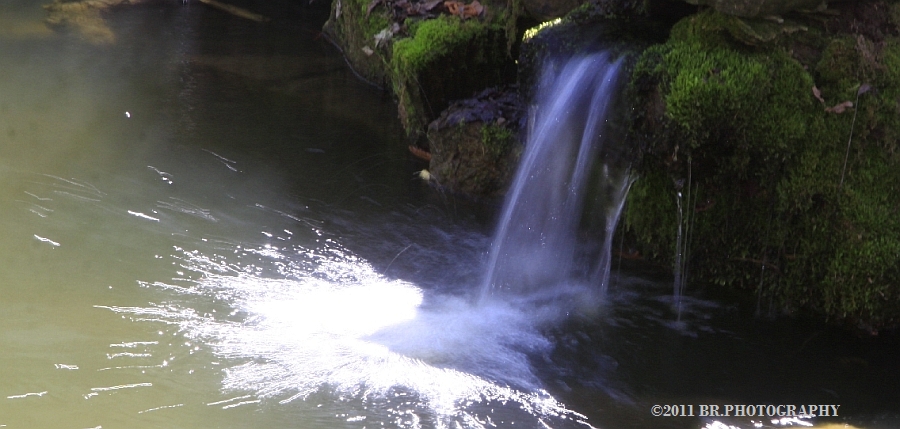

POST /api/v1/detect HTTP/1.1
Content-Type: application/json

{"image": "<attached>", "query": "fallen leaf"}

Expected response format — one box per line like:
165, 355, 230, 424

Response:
825, 100, 853, 113
373, 27, 392, 47
858, 83, 872, 96
361, 45, 374, 56
408, 145, 432, 161
444, 0, 482, 18
812, 85, 824, 104
445, 0, 463, 16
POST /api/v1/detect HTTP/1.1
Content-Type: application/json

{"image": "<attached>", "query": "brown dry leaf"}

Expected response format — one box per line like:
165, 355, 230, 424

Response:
812, 85, 824, 104
825, 101, 853, 114
408, 145, 432, 161
444, 0, 482, 18
445, 0, 463, 16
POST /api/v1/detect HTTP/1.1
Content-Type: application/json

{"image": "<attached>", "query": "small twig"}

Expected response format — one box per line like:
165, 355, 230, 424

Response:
383, 244, 413, 275
839, 84, 871, 191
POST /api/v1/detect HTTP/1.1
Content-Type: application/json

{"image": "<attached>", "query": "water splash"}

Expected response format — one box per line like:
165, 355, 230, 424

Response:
105, 239, 596, 429
480, 52, 628, 302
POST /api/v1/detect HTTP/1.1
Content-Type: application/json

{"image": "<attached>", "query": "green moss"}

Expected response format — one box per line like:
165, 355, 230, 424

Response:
480, 123, 515, 158
392, 16, 484, 76
390, 15, 513, 136
624, 167, 677, 261
323, 0, 396, 85
627, 13, 900, 326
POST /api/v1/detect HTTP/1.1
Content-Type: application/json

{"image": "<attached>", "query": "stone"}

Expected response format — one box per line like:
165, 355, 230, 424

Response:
681, 0, 825, 18
426, 87, 525, 197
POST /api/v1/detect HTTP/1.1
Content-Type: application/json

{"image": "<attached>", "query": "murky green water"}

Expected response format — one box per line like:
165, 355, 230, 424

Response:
1, 2, 899, 429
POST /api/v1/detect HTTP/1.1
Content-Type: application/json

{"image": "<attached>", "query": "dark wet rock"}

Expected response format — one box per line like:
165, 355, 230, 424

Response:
426, 87, 525, 197
521, 0, 583, 21
681, 0, 824, 18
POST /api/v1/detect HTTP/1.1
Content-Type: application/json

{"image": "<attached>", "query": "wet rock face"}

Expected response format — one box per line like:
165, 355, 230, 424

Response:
426, 87, 525, 197
521, 0, 583, 21
681, 0, 824, 18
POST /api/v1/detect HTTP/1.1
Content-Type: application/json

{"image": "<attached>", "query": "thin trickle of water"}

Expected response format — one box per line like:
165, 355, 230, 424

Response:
673, 184, 686, 318
480, 53, 628, 302
595, 169, 632, 297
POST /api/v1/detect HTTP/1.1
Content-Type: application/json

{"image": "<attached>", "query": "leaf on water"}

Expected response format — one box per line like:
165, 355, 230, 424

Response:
825, 101, 853, 114
812, 85, 824, 104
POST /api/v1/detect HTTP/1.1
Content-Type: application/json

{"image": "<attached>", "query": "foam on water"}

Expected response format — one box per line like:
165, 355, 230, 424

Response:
105, 239, 597, 429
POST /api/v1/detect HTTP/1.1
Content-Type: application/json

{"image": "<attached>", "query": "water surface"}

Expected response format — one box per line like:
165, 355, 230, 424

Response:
1, 2, 898, 429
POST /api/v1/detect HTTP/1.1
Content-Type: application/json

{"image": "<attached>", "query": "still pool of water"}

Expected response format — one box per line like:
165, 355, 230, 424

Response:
1, 1, 899, 429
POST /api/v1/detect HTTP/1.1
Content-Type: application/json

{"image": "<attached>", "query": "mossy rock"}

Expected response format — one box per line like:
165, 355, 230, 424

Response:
426, 86, 525, 196
325, 0, 520, 138
392, 14, 517, 138
323, 0, 395, 86
627, 7, 900, 327
516, 1, 670, 103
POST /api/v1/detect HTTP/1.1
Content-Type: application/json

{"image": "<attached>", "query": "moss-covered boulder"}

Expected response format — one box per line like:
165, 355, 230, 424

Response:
324, 0, 518, 138
322, 0, 396, 86
424, 0, 666, 198
392, 14, 517, 138
627, 3, 900, 328
426, 87, 525, 196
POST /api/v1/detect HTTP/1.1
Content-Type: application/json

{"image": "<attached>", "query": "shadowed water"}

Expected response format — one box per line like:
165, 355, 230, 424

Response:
1, 2, 899, 429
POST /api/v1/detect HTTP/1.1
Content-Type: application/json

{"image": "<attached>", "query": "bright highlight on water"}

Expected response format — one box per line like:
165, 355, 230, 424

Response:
1, 2, 895, 429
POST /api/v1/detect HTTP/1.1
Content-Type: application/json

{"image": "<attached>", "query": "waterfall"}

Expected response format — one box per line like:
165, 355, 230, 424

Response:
480, 52, 631, 302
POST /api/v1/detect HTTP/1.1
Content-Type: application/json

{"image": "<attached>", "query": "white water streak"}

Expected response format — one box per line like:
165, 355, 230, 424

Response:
33, 235, 60, 247
7, 391, 47, 399
138, 403, 184, 414
110, 341, 159, 348
221, 399, 261, 409
206, 395, 254, 406
54, 364, 79, 370
127, 210, 160, 222
90, 383, 153, 392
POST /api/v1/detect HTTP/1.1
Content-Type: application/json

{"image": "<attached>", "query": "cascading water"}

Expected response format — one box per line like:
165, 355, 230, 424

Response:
480, 52, 631, 302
